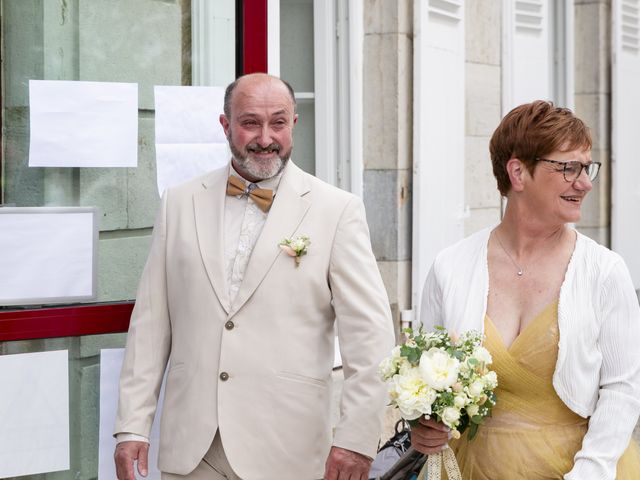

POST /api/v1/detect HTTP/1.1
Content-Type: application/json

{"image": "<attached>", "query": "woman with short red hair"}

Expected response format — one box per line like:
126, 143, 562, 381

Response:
412, 101, 640, 478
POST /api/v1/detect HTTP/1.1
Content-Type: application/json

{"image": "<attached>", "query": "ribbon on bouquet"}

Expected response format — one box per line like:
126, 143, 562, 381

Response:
417, 447, 462, 480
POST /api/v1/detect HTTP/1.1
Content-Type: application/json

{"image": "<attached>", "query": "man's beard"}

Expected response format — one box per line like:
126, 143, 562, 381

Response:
229, 140, 292, 181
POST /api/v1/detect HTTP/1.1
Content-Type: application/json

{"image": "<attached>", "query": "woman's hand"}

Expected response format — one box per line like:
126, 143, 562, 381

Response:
411, 417, 451, 454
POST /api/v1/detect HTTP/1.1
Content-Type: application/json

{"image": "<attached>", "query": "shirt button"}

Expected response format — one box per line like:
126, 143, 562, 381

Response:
225, 320, 235, 330
219, 372, 229, 381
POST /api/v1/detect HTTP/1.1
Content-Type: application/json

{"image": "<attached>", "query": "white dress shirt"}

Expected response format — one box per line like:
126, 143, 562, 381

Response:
224, 164, 282, 303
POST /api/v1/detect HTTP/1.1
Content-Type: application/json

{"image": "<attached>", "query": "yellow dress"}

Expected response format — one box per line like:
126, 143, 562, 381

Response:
449, 301, 640, 479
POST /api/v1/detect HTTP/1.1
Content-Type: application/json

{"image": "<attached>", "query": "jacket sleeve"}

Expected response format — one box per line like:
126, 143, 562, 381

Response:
114, 190, 172, 439
565, 258, 640, 479
328, 196, 395, 459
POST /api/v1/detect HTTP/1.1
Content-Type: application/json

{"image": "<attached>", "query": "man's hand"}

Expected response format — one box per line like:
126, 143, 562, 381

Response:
323, 446, 372, 480
114, 441, 149, 480
411, 417, 450, 454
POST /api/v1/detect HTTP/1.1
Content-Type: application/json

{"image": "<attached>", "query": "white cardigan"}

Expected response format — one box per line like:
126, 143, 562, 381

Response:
420, 227, 640, 480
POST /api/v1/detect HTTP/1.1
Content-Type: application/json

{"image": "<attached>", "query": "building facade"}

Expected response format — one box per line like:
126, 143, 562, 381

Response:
1, 0, 639, 478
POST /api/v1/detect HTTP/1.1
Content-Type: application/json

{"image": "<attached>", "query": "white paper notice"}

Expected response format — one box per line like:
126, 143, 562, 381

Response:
98, 349, 165, 480
0, 350, 69, 477
0, 207, 97, 306
154, 86, 230, 195
29, 79, 138, 167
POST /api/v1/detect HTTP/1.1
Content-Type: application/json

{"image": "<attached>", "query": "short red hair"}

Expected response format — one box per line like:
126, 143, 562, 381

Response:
490, 100, 592, 196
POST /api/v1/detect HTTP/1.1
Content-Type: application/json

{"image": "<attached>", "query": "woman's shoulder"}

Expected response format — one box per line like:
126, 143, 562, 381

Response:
575, 231, 625, 269
428, 228, 492, 289
433, 227, 491, 266
572, 231, 632, 289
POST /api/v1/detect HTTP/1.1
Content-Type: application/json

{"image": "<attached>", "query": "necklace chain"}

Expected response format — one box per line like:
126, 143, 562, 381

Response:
495, 232, 524, 277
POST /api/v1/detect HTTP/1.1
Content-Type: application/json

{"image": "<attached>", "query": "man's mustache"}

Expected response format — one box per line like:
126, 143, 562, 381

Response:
246, 143, 281, 154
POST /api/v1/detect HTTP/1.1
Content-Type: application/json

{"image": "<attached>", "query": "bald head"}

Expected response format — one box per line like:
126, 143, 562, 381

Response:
219, 73, 298, 182
223, 73, 297, 119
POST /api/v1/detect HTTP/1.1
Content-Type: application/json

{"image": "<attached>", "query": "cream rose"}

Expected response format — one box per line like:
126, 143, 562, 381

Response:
467, 379, 484, 397
471, 346, 493, 365
378, 356, 397, 381
465, 404, 479, 417
392, 367, 436, 420
441, 406, 461, 428
419, 347, 460, 390
454, 394, 467, 409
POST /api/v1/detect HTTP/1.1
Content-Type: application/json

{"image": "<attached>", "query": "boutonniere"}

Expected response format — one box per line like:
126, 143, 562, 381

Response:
279, 235, 310, 267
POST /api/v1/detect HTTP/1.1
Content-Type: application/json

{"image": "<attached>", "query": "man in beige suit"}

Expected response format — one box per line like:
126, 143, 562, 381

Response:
114, 73, 394, 480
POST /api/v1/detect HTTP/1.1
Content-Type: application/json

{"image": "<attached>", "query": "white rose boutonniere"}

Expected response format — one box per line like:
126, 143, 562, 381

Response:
279, 235, 310, 267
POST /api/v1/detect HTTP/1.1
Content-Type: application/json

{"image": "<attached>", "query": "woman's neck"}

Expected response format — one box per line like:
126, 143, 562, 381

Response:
497, 205, 569, 257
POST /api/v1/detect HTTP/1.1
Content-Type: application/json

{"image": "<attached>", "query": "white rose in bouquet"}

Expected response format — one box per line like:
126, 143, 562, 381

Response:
419, 347, 460, 390
378, 356, 396, 381
454, 394, 468, 409
441, 406, 462, 429
379, 346, 406, 381
467, 379, 485, 398
466, 403, 479, 418
391, 367, 437, 420
471, 345, 493, 365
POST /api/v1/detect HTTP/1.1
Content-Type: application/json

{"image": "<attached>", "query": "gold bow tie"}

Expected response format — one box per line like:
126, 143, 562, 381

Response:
226, 175, 274, 212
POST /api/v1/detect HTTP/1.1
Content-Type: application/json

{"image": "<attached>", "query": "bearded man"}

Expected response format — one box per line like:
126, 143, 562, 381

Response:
113, 73, 394, 480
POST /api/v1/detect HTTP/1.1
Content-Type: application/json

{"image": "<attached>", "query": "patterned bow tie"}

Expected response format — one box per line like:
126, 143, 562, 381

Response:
226, 175, 274, 212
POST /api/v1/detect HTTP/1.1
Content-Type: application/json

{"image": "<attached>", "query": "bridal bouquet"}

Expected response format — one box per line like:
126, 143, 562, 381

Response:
379, 326, 497, 479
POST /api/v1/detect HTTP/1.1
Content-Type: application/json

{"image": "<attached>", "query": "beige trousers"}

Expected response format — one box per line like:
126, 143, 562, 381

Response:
161, 431, 242, 480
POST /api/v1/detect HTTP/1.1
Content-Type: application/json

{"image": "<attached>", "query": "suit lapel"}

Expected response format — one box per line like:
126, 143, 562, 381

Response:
229, 162, 311, 317
193, 167, 231, 313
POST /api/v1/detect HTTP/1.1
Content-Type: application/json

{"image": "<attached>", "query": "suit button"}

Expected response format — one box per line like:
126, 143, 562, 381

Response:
219, 372, 229, 381
225, 320, 235, 330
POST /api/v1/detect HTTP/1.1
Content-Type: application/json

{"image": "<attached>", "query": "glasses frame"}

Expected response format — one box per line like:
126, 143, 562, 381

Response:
534, 158, 602, 182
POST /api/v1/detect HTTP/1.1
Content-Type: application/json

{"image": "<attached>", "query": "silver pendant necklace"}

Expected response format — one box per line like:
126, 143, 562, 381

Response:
496, 232, 524, 277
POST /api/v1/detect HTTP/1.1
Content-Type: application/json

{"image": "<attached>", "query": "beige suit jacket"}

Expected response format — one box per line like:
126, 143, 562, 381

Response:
115, 162, 394, 479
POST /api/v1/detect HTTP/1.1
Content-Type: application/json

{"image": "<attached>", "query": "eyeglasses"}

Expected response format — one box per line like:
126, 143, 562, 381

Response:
534, 158, 602, 182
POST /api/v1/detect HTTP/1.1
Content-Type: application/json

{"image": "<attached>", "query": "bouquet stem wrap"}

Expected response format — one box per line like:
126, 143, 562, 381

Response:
417, 447, 462, 480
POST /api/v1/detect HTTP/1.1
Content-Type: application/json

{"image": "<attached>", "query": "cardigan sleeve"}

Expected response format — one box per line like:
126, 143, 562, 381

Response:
565, 258, 640, 479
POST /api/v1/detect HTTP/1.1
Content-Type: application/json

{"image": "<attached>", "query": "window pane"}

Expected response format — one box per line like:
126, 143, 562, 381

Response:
0, 0, 236, 306
1, 333, 127, 480
280, 0, 316, 175
280, 0, 315, 92
293, 101, 316, 175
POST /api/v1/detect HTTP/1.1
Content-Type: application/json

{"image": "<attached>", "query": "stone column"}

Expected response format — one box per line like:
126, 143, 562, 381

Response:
363, 0, 413, 338
574, 0, 611, 245
464, 0, 503, 235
